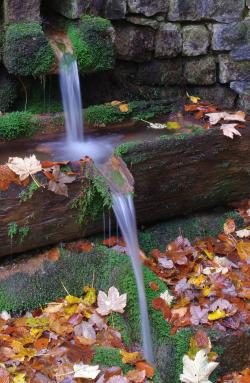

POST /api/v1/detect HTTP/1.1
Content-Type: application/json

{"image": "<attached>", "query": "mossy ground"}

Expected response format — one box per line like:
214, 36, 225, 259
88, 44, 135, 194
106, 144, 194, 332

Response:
3, 22, 54, 76
68, 15, 115, 74
0, 210, 239, 382
0, 111, 38, 140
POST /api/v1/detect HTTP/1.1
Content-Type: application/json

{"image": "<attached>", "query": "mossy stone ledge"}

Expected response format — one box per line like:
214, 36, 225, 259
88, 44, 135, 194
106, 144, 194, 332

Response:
68, 15, 115, 73
3, 22, 55, 76
0, 68, 18, 112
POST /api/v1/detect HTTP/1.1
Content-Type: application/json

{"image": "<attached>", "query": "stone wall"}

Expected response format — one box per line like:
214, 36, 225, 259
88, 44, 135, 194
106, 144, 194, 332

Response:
102, 0, 250, 111
1, 0, 250, 112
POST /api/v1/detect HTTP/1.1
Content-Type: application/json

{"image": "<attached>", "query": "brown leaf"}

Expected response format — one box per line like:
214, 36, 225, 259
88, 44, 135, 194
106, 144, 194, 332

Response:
135, 362, 154, 379
0, 165, 29, 191
152, 297, 171, 321
126, 369, 146, 383
120, 350, 142, 365
224, 218, 236, 235
149, 281, 160, 291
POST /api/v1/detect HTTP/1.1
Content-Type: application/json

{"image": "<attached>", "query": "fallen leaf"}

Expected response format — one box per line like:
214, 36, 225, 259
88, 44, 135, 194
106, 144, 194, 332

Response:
73, 363, 100, 379
187, 93, 201, 104
126, 369, 146, 383
220, 124, 241, 139
83, 286, 96, 306
237, 242, 250, 261
208, 309, 226, 321
48, 165, 76, 197
142, 120, 166, 129
180, 349, 218, 383
120, 350, 141, 364
190, 306, 208, 326
7, 155, 42, 181
166, 121, 181, 130
135, 362, 154, 379
0, 367, 9, 383
224, 219, 236, 235
0, 165, 29, 191
236, 229, 250, 238
119, 104, 129, 113
149, 281, 160, 291
160, 290, 174, 306
97, 287, 127, 316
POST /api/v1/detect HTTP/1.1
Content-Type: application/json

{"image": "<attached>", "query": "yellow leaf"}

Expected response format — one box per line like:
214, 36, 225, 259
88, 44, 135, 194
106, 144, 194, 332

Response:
202, 286, 212, 297
188, 275, 206, 287
30, 328, 44, 339
186, 92, 201, 104
65, 295, 81, 305
119, 104, 129, 113
64, 304, 79, 316
208, 309, 226, 321
203, 249, 214, 260
237, 242, 250, 261
13, 373, 26, 383
166, 121, 181, 130
82, 286, 96, 306
110, 100, 122, 106
26, 317, 48, 328
120, 350, 141, 364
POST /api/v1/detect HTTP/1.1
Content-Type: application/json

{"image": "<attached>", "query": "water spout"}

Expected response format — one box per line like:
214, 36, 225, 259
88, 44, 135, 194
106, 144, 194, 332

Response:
59, 54, 84, 142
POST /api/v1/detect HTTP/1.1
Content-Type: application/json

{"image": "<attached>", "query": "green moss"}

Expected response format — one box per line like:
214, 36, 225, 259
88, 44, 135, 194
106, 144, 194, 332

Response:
93, 347, 130, 371
3, 22, 54, 76
19, 182, 40, 202
8, 222, 18, 240
85, 104, 126, 126
71, 167, 112, 226
0, 72, 18, 112
68, 16, 115, 73
0, 111, 38, 140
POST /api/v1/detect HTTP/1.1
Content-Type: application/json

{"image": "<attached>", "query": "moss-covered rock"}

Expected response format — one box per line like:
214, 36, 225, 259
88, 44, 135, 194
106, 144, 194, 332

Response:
3, 22, 55, 76
0, 68, 18, 112
68, 15, 115, 73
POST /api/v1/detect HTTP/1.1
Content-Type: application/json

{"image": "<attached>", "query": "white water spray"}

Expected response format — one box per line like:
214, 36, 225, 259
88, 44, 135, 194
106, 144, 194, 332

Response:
112, 193, 154, 364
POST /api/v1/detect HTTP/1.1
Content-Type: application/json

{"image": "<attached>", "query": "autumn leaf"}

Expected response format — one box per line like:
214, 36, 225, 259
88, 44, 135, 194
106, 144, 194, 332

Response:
206, 111, 245, 125
73, 363, 100, 379
186, 92, 201, 104
160, 290, 174, 306
208, 309, 226, 321
12, 373, 26, 383
97, 287, 127, 316
7, 155, 42, 182
180, 350, 218, 383
224, 218, 236, 235
0, 367, 9, 383
119, 104, 129, 113
83, 286, 96, 306
142, 120, 166, 129
136, 362, 155, 378
190, 306, 208, 326
236, 229, 250, 238
48, 165, 76, 197
126, 369, 146, 383
0, 165, 29, 191
120, 350, 141, 364
237, 242, 250, 261
166, 121, 181, 130
220, 124, 241, 139
110, 100, 122, 106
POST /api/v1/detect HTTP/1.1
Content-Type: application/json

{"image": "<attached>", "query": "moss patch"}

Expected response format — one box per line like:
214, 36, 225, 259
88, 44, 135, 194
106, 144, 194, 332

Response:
3, 22, 54, 76
68, 15, 115, 73
0, 111, 38, 140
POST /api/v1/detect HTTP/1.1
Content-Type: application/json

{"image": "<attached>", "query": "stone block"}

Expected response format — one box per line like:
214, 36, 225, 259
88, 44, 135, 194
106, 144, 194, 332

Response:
230, 81, 250, 94
127, 0, 169, 17
184, 56, 216, 85
44, 0, 90, 20
155, 23, 182, 58
4, 0, 40, 23
212, 23, 247, 51
168, 0, 245, 23
103, 0, 126, 20
182, 25, 210, 56
3, 23, 55, 76
230, 44, 250, 61
137, 59, 183, 86
126, 16, 159, 30
115, 23, 155, 62
68, 16, 115, 73
188, 85, 236, 109
219, 54, 250, 83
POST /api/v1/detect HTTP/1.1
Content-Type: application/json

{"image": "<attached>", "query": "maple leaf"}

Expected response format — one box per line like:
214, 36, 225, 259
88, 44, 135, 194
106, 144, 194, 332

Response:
119, 104, 129, 113
160, 290, 174, 306
74, 321, 96, 340
97, 287, 127, 316
7, 155, 42, 181
180, 349, 218, 383
48, 165, 76, 197
220, 124, 241, 139
206, 111, 246, 125
190, 306, 208, 326
236, 229, 250, 238
158, 257, 174, 269
73, 363, 100, 379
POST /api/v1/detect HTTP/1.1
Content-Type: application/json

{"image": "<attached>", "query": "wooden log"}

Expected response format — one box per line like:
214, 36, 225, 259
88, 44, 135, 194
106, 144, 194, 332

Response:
0, 127, 250, 257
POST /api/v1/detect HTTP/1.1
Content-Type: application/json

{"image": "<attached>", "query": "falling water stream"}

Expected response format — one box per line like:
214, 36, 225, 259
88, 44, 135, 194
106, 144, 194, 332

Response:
59, 54, 154, 363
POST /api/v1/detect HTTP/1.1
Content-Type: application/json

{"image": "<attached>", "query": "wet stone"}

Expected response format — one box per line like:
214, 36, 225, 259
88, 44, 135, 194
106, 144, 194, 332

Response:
103, 0, 126, 20
43, 0, 90, 19
155, 23, 182, 58
182, 25, 210, 56
219, 54, 250, 83
127, 0, 169, 17
4, 0, 41, 22
114, 24, 155, 62
230, 44, 250, 61
230, 81, 250, 95
184, 56, 216, 85
137, 59, 183, 86
189, 85, 236, 109
168, 0, 245, 23
126, 16, 159, 30
212, 23, 247, 51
